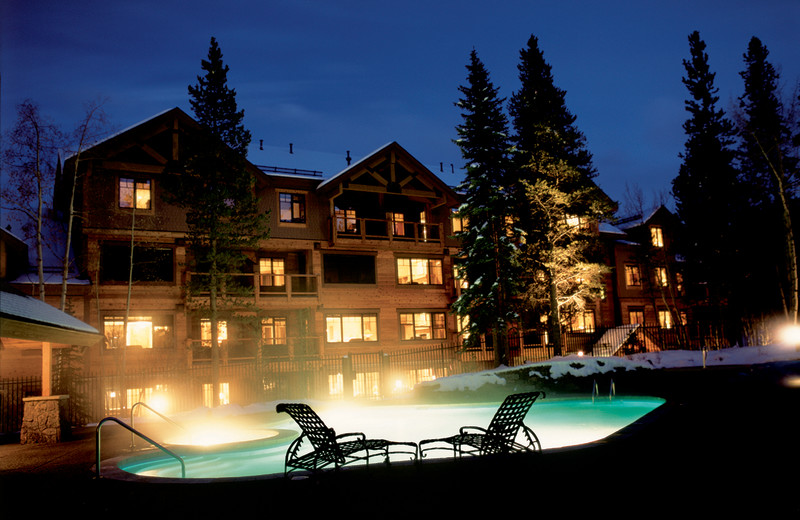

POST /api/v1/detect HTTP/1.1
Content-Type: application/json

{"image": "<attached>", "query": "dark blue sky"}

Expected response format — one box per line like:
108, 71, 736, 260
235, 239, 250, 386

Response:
2, 0, 798, 214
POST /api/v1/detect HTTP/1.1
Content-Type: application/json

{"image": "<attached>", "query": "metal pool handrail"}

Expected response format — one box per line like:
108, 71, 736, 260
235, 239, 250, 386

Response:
130, 402, 185, 448
95, 416, 186, 479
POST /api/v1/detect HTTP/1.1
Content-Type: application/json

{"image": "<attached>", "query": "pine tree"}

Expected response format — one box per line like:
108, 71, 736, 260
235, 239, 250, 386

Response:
165, 37, 268, 405
737, 36, 799, 322
451, 49, 521, 365
188, 37, 251, 155
508, 35, 595, 180
671, 31, 740, 319
508, 35, 611, 353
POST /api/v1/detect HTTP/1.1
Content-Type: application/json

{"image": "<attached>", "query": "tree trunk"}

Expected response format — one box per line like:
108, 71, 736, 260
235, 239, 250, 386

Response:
35, 131, 46, 302
549, 273, 562, 356
210, 237, 220, 407
60, 155, 80, 311
121, 204, 135, 410
755, 135, 798, 322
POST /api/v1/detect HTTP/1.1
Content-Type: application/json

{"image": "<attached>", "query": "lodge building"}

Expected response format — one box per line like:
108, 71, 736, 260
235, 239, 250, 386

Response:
1, 107, 690, 379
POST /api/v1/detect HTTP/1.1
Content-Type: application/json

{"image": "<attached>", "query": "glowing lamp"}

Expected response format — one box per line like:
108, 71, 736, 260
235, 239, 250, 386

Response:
777, 323, 800, 348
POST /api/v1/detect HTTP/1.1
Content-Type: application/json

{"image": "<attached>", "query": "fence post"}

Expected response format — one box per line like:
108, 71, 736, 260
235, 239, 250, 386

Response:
342, 355, 354, 399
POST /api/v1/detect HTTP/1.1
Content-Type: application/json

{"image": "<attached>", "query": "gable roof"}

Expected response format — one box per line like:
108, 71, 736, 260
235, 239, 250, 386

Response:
62, 107, 267, 184
316, 141, 459, 206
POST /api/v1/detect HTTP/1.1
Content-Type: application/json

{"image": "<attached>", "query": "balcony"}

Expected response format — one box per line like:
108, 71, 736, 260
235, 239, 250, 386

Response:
332, 215, 443, 246
186, 272, 319, 300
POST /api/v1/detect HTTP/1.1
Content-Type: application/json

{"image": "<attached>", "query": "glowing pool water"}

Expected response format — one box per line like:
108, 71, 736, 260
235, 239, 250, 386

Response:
114, 396, 664, 480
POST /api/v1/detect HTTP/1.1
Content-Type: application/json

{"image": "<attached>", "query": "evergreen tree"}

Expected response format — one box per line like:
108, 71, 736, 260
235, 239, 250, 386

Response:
508, 35, 595, 180
671, 31, 740, 319
451, 49, 521, 365
737, 36, 799, 322
188, 37, 251, 155
165, 37, 268, 405
508, 35, 611, 353
520, 155, 611, 352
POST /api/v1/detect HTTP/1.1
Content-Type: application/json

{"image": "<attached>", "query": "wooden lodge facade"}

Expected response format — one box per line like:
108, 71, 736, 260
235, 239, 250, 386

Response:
2, 108, 692, 379
48, 108, 464, 372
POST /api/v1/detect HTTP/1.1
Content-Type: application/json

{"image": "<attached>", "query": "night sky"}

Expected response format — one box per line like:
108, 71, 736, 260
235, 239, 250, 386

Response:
2, 0, 799, 214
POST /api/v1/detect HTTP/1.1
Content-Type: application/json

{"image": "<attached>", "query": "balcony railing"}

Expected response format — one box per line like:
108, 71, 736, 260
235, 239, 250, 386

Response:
186, 272, 319, 299
333, 216, 443, 245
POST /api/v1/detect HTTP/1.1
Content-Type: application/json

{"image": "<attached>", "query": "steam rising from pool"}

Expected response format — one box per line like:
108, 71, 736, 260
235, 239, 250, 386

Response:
115, 396, 664, 480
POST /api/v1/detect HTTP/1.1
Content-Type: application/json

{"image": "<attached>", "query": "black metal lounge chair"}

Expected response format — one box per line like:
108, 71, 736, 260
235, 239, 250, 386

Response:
276, 402, 418, 477
418, 391, 544, 459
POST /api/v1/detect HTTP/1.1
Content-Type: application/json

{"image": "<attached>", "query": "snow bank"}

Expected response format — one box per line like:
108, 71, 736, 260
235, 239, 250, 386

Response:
421, 343, 800, 394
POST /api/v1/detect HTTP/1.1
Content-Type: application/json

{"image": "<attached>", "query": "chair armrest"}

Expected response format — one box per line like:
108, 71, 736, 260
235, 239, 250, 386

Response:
335, 432, 367, 442
459, 426, 487, 435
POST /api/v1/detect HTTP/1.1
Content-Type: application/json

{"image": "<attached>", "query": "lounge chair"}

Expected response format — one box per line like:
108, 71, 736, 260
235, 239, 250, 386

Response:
276, 402, 418, 477
418, 391, 544, 459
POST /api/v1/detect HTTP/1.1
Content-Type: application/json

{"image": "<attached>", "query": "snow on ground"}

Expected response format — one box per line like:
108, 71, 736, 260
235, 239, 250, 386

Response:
423, 342, 800, 393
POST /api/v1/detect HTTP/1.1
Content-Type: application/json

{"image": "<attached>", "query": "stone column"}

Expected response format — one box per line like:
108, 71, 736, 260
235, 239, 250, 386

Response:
20, 395, 70, 444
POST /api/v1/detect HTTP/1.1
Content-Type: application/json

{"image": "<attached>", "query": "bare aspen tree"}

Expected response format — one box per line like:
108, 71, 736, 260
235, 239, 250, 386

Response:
1, 100, 62, 301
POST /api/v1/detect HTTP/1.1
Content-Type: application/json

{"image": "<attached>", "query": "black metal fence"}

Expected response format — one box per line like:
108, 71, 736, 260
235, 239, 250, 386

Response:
0, 324, 737, 435
0, 377, 41, 435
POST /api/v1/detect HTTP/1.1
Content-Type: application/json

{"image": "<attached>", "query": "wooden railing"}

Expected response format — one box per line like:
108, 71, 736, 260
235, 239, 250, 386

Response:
332, 216, 443, 245
185, 272, 319, 299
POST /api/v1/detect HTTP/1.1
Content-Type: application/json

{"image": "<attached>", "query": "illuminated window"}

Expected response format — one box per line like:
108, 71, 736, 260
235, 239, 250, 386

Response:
456, 314, 470, 342
203, 382, 230, 407
259, 258, 285, 287
453, 266, 468, 289
103, 315, 172, 349
650, 226, 664, 248
119, 178, 151, 210
354, 372, 380, 398
387, 212, 405, 236
325, 313, 377, 343
400, 312, 446, 340
279, 192, 305, 223
628, 308, 645, 325
654, 266, 669, 287
658, 310, 673, 329
566, 214, 590, 230
397, 258, 443, 285
334, 207, 358, 233
571, 310, 596, 332
261, 317, 287, 345
328, 373, 344, 397
451, 208, 466, 233
201, 319, 227, 347
625, 265, 642, 286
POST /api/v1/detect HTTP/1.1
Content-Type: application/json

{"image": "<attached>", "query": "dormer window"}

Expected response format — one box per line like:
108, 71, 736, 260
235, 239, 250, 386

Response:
650, 226, 664, 248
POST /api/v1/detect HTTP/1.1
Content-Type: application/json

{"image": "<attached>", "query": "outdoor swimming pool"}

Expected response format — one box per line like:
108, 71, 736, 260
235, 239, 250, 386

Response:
112, 395, 665, 480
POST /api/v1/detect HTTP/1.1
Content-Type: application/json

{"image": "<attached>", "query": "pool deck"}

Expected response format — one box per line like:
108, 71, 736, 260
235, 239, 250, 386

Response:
2, 361, 799, 516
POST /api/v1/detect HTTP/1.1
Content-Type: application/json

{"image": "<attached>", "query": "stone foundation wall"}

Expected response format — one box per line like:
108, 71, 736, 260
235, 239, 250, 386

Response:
21, 395, 70, 444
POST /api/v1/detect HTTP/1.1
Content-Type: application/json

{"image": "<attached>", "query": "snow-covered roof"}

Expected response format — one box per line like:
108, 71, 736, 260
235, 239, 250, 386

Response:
316, 142, 395, 190
599, 222, 626, 235
0, 288, 100, 345
62, 107, 175, 162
